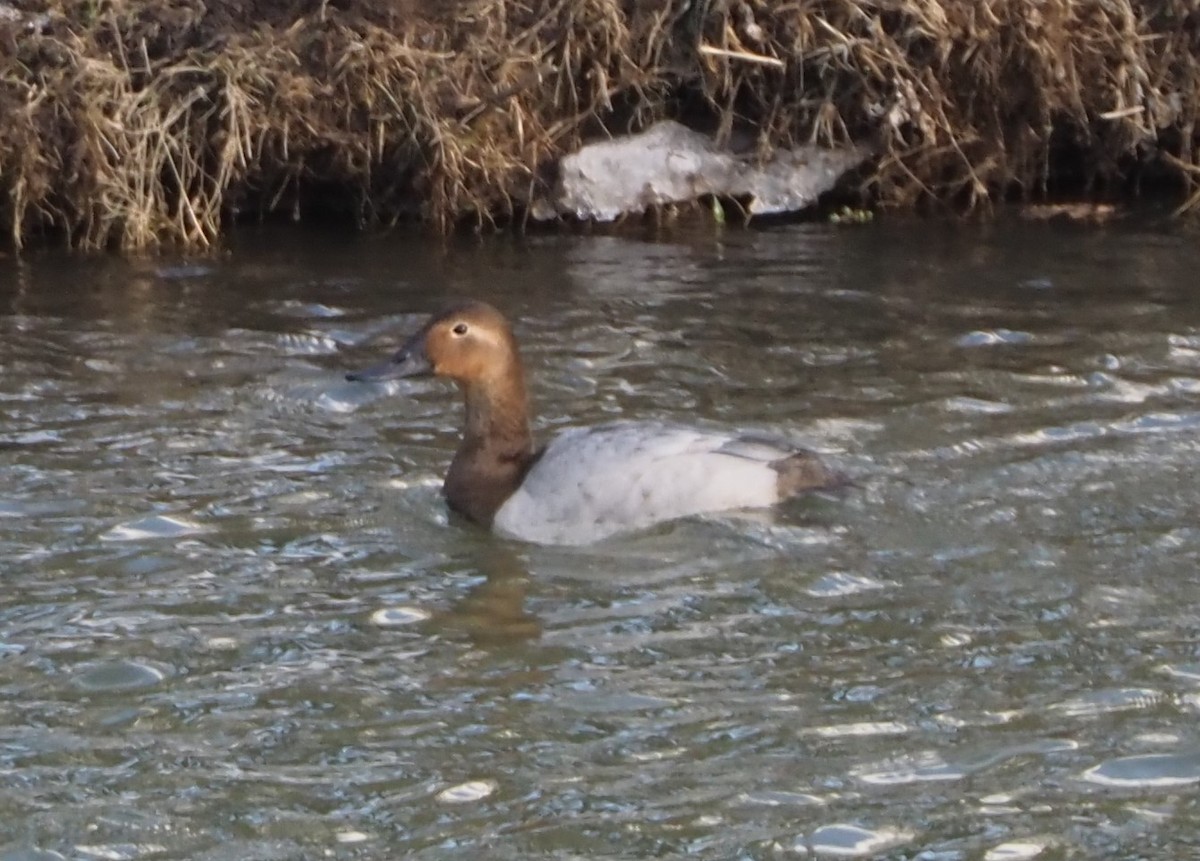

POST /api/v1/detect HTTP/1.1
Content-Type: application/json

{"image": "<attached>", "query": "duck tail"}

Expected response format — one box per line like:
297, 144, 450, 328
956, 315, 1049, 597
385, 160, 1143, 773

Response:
771, 451, 854, 498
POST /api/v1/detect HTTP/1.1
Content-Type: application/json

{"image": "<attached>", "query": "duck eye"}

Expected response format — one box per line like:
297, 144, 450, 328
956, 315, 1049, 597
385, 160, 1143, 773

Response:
452, 323, 469, 336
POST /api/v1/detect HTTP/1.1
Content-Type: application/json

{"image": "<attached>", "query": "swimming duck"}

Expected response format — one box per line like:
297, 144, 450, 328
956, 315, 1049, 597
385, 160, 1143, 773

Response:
347, 301, 843, 545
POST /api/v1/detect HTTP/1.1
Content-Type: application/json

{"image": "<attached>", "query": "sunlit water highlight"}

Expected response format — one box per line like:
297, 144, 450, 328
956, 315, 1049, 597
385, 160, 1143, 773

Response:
3, 220, 1200, 858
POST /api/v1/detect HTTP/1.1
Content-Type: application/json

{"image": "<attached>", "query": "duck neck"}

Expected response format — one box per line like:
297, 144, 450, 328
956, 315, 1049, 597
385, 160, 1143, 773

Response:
444, 367, 535, 525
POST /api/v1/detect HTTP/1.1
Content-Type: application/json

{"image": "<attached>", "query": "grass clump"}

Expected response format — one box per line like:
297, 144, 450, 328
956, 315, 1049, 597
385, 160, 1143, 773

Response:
0, 0, 1197, 250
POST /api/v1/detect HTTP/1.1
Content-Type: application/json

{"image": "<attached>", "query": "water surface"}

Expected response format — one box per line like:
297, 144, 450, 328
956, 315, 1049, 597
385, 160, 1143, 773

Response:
3, 220, 1200, 858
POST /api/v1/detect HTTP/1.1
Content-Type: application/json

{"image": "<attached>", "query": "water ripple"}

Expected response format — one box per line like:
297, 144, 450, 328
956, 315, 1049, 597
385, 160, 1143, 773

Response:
957, 328, 1034, 347
1082, 752, 1200, 788
984, 840, 1050, 860
71, 660, 170, 693
802, 823, 913, 857
100, 514, 207, 542
436, 780, 497, 803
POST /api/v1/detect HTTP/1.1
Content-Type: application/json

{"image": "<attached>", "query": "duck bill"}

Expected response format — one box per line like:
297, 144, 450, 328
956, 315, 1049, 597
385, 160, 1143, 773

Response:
346, 333, 432, 382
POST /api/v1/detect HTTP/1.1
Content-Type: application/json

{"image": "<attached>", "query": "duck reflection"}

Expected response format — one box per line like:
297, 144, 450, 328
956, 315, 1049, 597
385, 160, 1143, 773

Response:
434, 543, 542, 643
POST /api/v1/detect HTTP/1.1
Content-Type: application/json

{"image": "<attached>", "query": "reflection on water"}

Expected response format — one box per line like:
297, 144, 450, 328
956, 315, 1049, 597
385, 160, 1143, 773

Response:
4, 220, 1200, 857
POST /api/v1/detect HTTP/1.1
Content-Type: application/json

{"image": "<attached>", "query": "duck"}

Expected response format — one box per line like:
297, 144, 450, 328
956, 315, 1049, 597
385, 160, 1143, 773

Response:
347, 301, 844, 545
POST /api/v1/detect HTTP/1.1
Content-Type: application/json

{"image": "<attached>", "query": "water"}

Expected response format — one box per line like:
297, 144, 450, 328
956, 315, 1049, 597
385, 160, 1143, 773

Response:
3, 219, 1200, 859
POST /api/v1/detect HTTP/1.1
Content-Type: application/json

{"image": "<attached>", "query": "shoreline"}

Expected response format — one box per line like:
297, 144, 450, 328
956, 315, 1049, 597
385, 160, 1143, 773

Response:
1, 0, 1197, 251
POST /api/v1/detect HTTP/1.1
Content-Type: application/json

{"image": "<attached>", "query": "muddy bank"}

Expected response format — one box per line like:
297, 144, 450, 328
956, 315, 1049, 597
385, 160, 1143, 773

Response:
1, 0, 1197, 250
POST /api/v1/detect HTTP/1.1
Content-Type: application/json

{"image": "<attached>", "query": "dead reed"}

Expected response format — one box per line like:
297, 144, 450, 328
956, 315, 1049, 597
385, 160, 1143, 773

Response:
0, 0, 1196, 250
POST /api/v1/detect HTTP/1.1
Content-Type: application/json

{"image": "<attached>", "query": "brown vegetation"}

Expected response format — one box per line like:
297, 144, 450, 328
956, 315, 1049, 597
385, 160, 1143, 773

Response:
0, 0, 1197, 250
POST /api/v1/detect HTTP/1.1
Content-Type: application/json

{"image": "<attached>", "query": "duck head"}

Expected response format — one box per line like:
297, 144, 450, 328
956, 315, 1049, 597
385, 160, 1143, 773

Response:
346, 301, 521, 387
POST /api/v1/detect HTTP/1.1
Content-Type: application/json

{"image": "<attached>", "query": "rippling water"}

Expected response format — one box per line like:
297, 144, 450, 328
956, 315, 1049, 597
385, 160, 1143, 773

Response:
4, 220, 1200, 859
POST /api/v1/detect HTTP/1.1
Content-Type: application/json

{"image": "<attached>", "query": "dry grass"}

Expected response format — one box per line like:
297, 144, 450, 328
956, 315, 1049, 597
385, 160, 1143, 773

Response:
0, 0, 1197, 250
